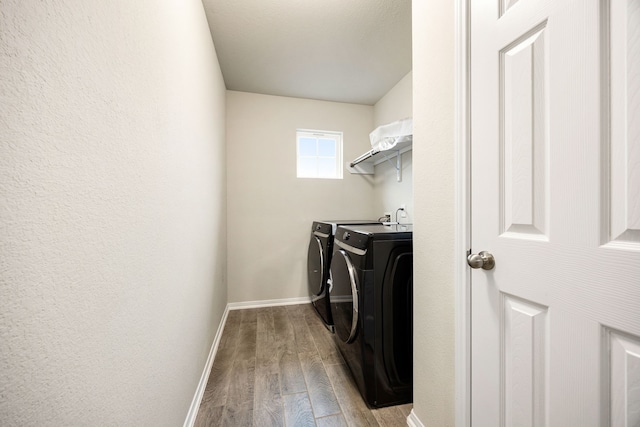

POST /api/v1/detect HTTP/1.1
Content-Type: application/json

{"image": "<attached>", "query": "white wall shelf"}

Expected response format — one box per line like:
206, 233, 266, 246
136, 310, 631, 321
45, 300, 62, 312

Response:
347, 140, 412, 182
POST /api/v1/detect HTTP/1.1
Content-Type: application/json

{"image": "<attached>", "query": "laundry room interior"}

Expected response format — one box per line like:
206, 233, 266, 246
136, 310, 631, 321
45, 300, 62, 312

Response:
1, 1, 455, 427
227, 76, 413, 304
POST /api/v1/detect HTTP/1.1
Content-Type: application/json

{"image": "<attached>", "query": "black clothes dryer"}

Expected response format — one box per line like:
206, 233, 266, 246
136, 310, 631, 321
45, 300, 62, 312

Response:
307, 220, 380, 332
329, 223, 413, 408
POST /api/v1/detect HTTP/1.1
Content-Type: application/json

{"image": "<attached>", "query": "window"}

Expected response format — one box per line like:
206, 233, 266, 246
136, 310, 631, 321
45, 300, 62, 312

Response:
296, 130, 343, 179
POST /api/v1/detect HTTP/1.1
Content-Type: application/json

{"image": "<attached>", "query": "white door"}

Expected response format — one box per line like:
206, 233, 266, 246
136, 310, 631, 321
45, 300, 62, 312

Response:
470, 0, 640, 426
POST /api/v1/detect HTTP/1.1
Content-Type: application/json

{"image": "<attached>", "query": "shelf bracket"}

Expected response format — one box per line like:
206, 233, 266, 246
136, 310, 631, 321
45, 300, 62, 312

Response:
380, 150, 402, 182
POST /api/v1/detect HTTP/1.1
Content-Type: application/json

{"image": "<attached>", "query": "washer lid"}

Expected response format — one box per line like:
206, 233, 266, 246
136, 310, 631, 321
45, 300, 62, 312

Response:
312, 220, 380, 235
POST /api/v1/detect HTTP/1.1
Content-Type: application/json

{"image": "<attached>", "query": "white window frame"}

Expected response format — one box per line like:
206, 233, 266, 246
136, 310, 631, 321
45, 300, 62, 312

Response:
296, 129, 343, 179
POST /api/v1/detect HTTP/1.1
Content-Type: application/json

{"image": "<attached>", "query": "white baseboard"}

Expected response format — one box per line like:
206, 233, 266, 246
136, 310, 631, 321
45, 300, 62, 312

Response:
227, 296, 311, 310
183, 296, 310, 426
183, 305, 230, 427
407, 409, 425, 427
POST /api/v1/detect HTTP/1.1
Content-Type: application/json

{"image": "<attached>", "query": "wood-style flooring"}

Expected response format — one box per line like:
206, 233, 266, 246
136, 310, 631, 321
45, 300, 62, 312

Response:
194, 303, 411, 427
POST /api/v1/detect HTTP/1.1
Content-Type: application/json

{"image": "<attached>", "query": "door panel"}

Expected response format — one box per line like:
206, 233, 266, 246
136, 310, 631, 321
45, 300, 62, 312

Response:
610, 0, 640, 246
608, 330, 640, 426
471, 0, 640, 425
502, 295, 548, 427
501, 24, 547, 239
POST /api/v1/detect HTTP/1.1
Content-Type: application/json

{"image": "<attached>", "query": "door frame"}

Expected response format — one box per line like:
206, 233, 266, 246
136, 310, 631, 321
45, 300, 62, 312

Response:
454, 0, 471, 426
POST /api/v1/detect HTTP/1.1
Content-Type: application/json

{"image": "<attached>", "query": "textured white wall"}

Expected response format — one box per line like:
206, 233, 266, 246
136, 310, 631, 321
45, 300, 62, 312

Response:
412, 0, 456, 426
0, 1, 227, 425
372, 72, 414, 222
226, 91, 375, 303
373, 71, 413, 127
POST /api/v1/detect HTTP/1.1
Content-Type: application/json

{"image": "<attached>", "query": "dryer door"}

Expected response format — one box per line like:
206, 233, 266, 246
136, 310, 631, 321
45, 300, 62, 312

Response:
307, 235, 324, 297
330, 249, 359, 343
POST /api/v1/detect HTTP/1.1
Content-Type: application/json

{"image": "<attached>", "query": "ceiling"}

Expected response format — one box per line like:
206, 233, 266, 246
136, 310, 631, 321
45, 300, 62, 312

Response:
201, 0, 412, 106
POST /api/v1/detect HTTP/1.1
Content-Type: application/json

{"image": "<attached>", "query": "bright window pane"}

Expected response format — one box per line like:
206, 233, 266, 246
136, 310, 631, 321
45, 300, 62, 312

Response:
296, 130, 342, 179
318, 138, 336, 157
317, 158, 336, 178
299, 138, 317, 157
297, 157, 317, 177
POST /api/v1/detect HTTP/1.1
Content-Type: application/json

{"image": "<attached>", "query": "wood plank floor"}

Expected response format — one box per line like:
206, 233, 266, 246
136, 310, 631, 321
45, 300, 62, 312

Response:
195, 303, 412, 427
